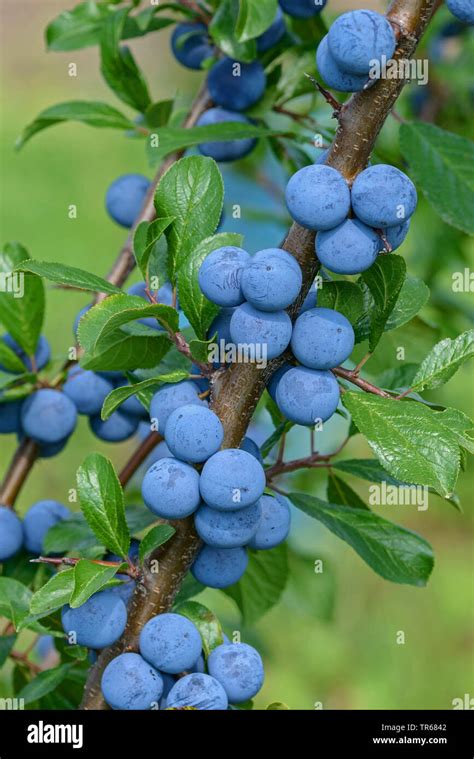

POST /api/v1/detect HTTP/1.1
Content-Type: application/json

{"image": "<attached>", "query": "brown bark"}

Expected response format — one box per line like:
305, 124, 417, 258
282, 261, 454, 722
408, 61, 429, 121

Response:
0, 438, 38, 507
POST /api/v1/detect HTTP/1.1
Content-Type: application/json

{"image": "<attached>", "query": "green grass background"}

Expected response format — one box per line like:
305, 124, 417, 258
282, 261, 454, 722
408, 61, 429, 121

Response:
0, 0, 473, 709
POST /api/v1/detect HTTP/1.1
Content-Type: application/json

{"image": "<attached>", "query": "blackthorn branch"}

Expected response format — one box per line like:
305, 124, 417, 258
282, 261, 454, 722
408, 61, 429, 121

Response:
79, 0, 440, 711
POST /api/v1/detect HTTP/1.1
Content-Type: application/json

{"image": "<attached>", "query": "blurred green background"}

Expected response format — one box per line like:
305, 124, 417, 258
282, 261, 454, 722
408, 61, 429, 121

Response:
0, 0, 473, 709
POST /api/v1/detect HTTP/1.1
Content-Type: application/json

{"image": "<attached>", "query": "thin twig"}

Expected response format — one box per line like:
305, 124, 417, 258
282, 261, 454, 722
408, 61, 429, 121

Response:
333, 367, 392, 398
0, 438, 39, 507
266, 436, 350, 482
119, 431, 163, 489
266, 452, 332, 481
304, 73, 342, 115
9, 650, 42, 674
276, 433, 287, 464
352, 352, 373, 376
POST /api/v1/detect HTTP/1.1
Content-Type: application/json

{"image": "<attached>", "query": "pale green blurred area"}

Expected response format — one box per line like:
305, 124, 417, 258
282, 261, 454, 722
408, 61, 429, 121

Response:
0, 1, 473, 710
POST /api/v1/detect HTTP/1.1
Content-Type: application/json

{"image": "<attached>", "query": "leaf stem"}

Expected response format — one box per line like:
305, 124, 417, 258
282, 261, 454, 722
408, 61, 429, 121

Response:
352, 352, 373, 376
118, 431, 163, 489
266, 436, 350, 483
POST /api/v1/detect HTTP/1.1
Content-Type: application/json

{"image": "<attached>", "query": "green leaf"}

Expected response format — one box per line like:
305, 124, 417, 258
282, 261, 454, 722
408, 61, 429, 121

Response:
333, 458, 415, 486
133, 216, 175, 280
46, 1, 109, 51
155, 156, 224, 282
76, 452, 130, 558
16, 100, 134, 149
29, 569, 75, 617
100, 7, 151, 112
138, 524, 176, 564
145, 99, 174, 128
236, 0, 278, 41
86, 294, 179, 345
15, 260, 122, 295
61, 644, 89, 661
354, 317, 439, 376
177, 233, 242, 339
231, 699, 254, 710
377, 363, 420, 391
69, 560, 119, 608
411, 330, 474, 392
0, 578, 32, 628
265, 392, 285, 427
125, 504, 161, 534
43, 515, 102, 555
327, 472, 369, 510
101, 370, 188, 419
223, 544, 288, 625
0, 340, 27, 373
173, 573, 205, 606
0, 242, 45, 356
275, 48, 320, 103
267, 702, 290, 710
147, 121, 276, 168
331, 458, 461, 511
360, 255, 406, 351
343, 392, 471, 497
18, 664, 73, 706
175, 600, 224, 657
384, 275, 430, 331
46, 2, 175, 52
260, 420, 293, 459
46, 506, 157, 558
12, 664, 30, 697
317, 281, 364, 326
0, 376, 35, 397
210, 0, 257, 62
400, 122, 474, 235
433, 407, 474, 455
189, 337, 215, 364
0, 634, 16, 667
78, 298, 172, 371
355, 275, 430, 343
289, 493, 434, 586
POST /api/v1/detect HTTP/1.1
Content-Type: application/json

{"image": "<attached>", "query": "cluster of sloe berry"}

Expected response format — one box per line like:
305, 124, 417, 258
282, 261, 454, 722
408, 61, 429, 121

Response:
197, 243, 347, 427
61, 598, 264, 710
141, 374, 291, 588
286, 161, 417, 275
316, 3, 473, 93
172, 1, 327, 164
0, 498, 70, 563
316, 8, 397, 93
